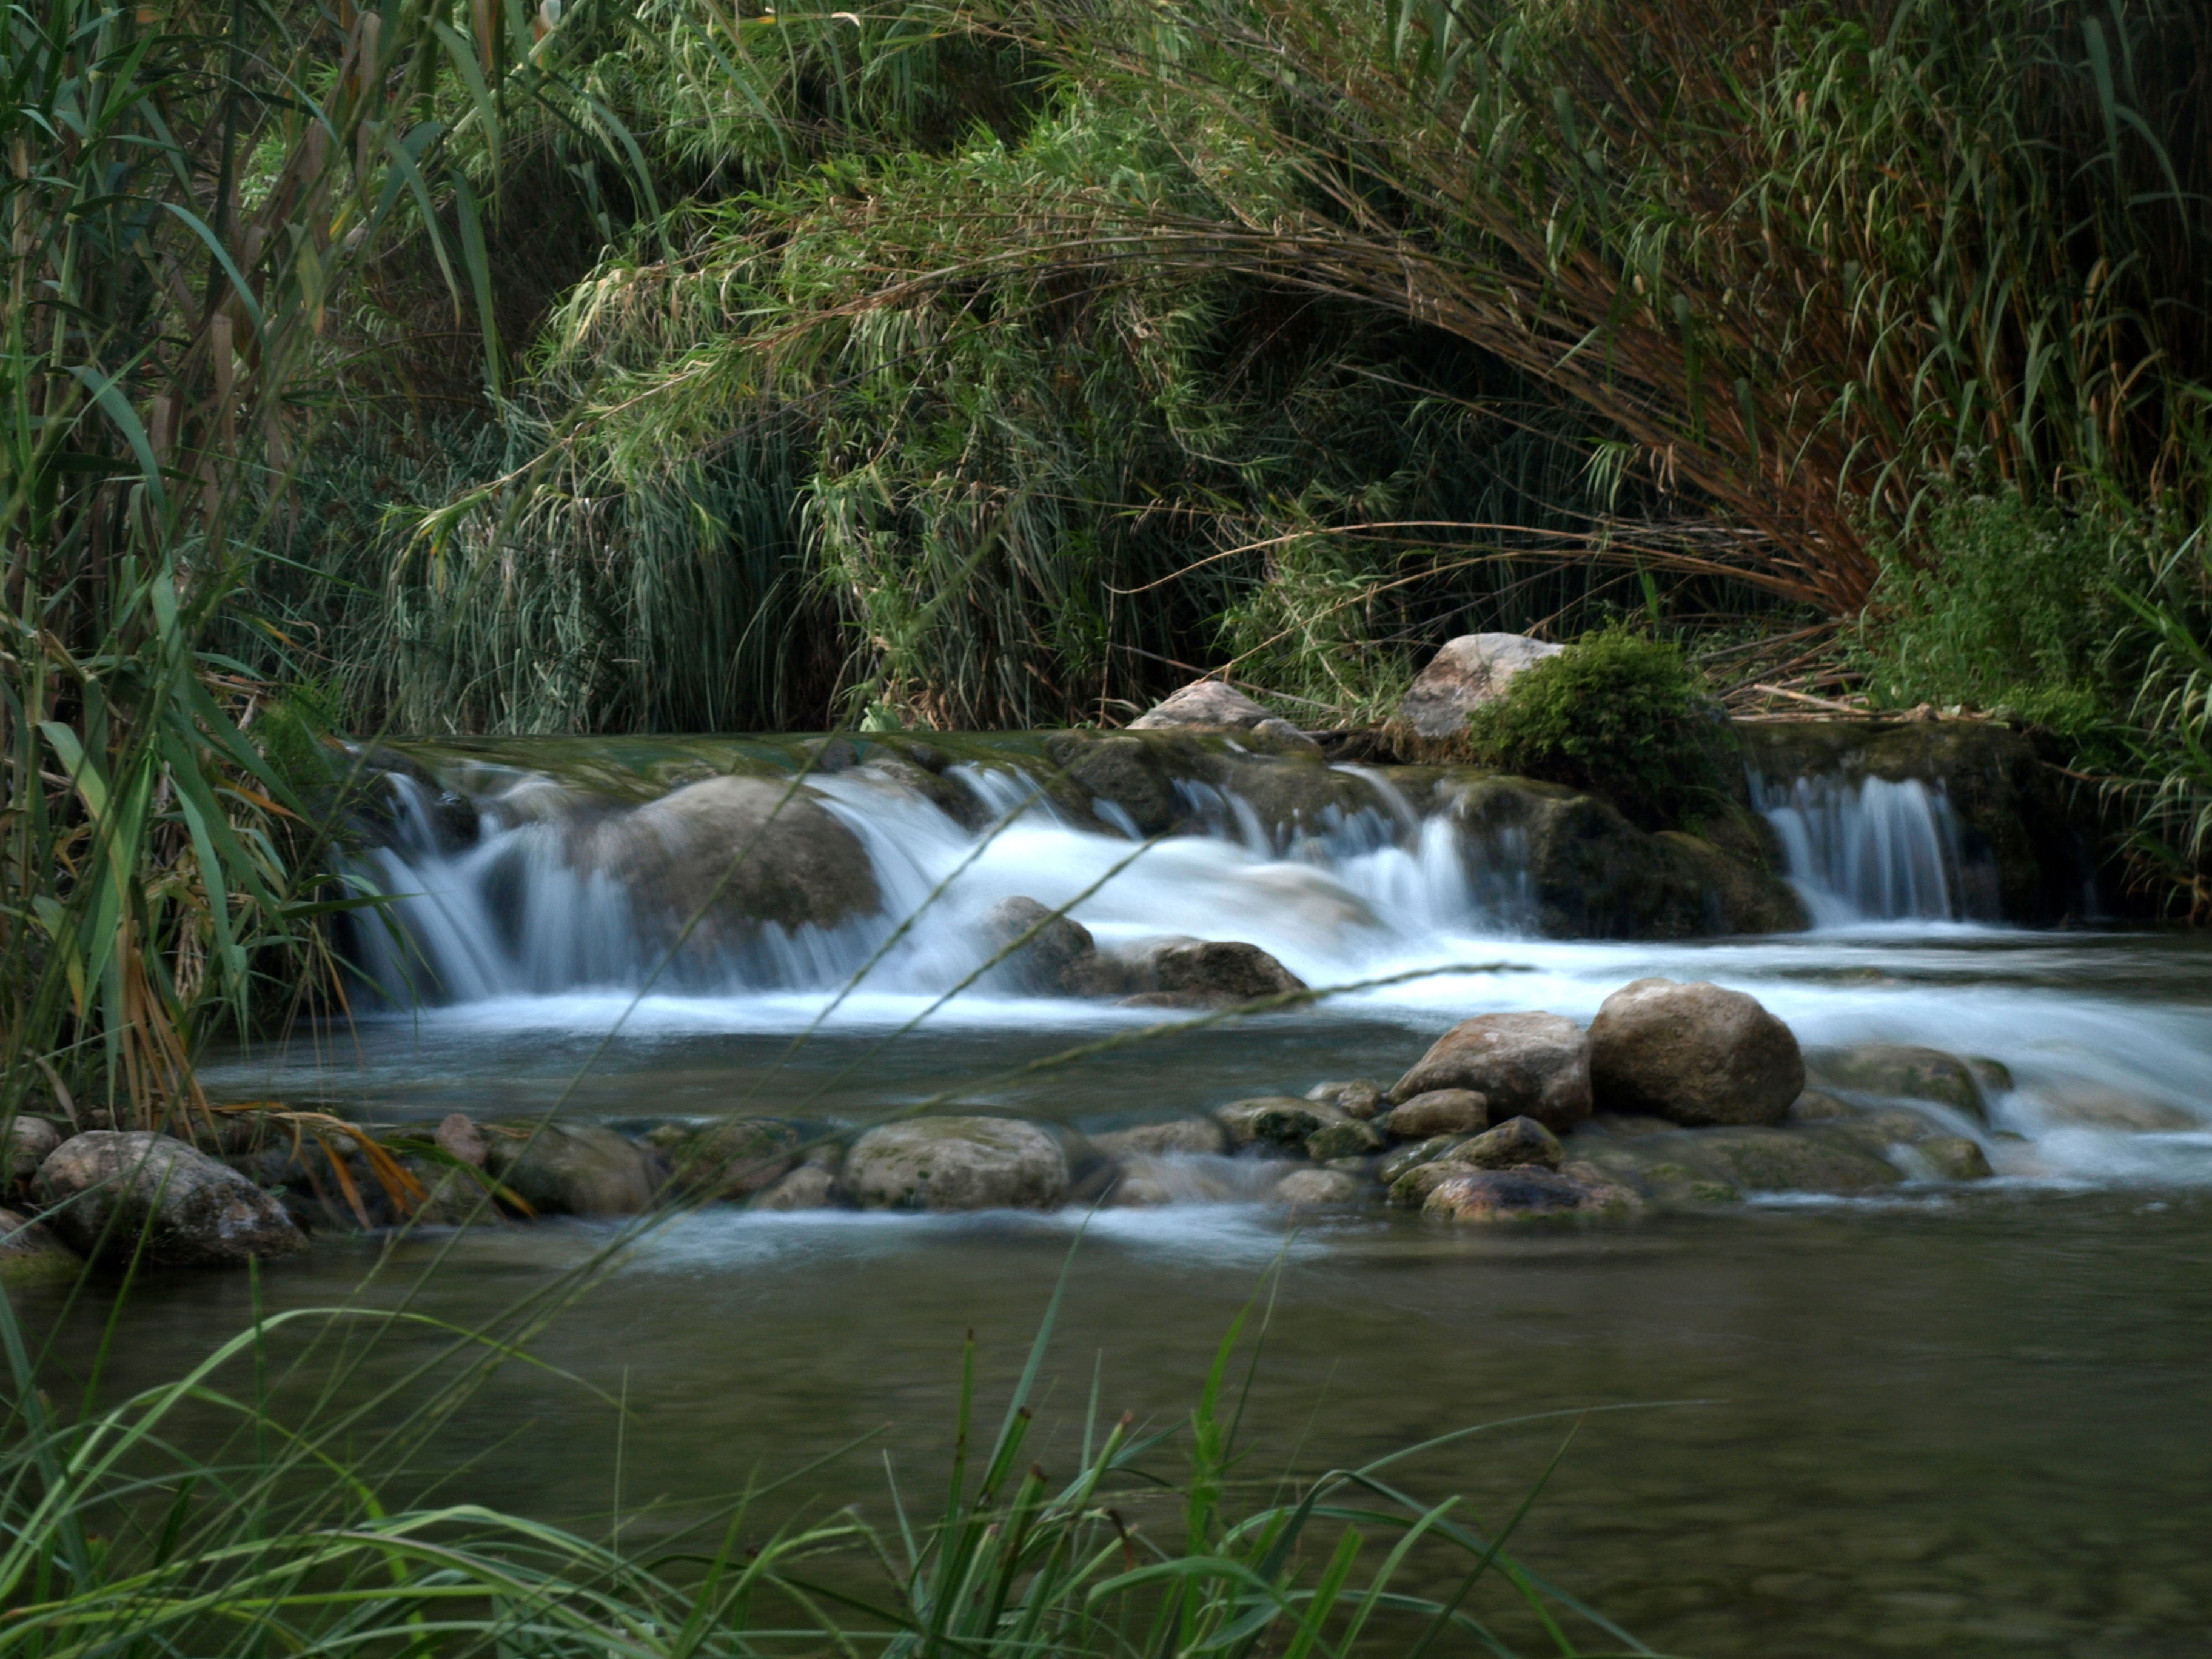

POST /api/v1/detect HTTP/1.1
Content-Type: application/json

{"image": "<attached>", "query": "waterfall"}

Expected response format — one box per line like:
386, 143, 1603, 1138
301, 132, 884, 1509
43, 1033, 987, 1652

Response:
1754, 772, 1979, 925
346, 752, 1519, 1006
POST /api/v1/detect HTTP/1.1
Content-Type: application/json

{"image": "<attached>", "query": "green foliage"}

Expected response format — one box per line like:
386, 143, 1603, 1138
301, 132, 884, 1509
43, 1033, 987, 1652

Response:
1853, 490, 2139, 733
1466, 628, 1729, 828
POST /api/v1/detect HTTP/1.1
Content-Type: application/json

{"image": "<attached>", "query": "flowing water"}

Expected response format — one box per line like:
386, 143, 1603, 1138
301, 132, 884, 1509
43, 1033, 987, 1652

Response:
32, 738, 2212, 1656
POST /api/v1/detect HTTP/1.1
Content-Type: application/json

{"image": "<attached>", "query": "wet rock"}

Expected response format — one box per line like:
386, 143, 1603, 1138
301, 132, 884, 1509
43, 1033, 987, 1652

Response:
1138, 940, 1307, 1008
1785, 1088, 1857, 1122
0, 1208, 79, 1283
982, 897, 1096, 993
1202, 754, 1373, 840
1912, 1136, 1994, 1181
2, 1118, 62, 1195
1420, 1166, 1637, 1223
1588, 978, 1804, 1127
1043, 732, 1179, 836
483, 1122, 661, 1216
2026, 1084, 2199, 1132
1213, 1097, 1336, 1153
857, 754, 991, 831
843, 1116, 1070, 1211
1381, 1089, 1489, 1140
1378, 1135, 1466, 1187
1444, 1115, 1564, 1171
1392, 1012, 1591, 1130
1304, 1119, 1386, 1161
751, 1164, 840, 1211
35, 1131, 306, 1266
435, 1113, 488, 1169
1444, 773, 1805, 939
600, 775, 881, 939
663, 1118, 802, 1201
1307, 1080, 1386, 1119
1561, 1145, 1744, 1206
1805, 1045, 1991, 1121
1269, 1167, 1370, 1207
1399, 634, 1564, 740
1684, 1125, 1904, 1194
1090, 1118, 1230, 1159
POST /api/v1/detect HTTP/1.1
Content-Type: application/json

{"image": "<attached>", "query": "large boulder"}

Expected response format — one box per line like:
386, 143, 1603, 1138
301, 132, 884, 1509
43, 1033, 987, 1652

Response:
1399, 634, 1564, 739
1392, 1012, 1592, 1130
1444, 774, 1805, 938
1144, 940, 1306, 1007
595, 775, 880, 942
843, 1116, 1070, 1211
483, 1122, 662, 1216
981, 897, 1096, 994
1587, 978, 1805, 1127
35, 1131, 306, 1266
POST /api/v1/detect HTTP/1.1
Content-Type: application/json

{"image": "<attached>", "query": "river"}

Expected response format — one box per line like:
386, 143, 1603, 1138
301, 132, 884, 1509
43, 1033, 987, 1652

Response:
24, 734, 2212, 1656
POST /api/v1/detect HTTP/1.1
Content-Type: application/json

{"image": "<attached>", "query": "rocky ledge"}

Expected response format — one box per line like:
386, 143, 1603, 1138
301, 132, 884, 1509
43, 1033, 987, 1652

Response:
0, 980, 2033, 1277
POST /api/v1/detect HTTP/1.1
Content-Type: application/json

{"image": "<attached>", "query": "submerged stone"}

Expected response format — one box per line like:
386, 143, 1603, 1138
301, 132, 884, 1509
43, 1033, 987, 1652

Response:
1421, 1166, 1637, 1223
1089, 1118, 1229, 1158
483, 1122, 662, 1216
1805, 1044, 1992, 1121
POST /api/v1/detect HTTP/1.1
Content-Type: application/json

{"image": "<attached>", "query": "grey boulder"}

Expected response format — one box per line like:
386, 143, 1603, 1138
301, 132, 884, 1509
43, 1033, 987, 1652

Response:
1392, 1012, 1592, 1130
843, 1117, 1069, 1211
1399, 634, 1563, 739
982, 897, 1096, 993
1588, 978, 1803, 1127
35, 1131, 306, 1266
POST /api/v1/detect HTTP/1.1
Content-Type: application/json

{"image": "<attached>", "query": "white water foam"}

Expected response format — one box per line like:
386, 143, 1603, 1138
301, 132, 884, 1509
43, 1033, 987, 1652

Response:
331, 751, 2212, 1191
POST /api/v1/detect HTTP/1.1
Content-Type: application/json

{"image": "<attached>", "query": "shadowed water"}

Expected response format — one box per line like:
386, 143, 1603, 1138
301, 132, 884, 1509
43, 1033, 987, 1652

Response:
62, 738, 2212, 1655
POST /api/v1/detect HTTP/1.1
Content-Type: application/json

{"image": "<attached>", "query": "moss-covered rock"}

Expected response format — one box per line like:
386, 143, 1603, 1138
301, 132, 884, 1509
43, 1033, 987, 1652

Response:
1443, 773, 1805, 938
1805, 1044, 1993, 1121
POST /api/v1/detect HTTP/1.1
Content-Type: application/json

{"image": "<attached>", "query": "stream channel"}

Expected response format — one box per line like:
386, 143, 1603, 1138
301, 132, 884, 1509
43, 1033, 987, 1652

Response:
27, 734, 2212, 1657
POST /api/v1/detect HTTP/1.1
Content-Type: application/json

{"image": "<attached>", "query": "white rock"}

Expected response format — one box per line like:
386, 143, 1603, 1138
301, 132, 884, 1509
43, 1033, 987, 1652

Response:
1399, 634, 1564, 738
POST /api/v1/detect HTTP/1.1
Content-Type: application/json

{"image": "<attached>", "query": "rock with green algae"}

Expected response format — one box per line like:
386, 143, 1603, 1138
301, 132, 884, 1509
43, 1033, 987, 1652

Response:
1804, 1044, 1997, 1121
1089, 1118, 1228, 1158
1380, 1088, 1489, 1139
483, 1122, 662, 1216
1304, 1119, 1386, 1161
1447, 1115, 1565, 1171
660, 1118, 802, 1201
1378, 1135, 1467, 1188
1213, 1096, 1339, 1152
0, 1208, 80, 1283
842, 1116, 1069, 1212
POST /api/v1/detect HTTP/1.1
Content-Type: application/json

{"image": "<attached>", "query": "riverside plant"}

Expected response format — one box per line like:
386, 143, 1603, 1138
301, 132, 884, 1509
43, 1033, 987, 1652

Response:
0, 0, 662, 1131
0, 1233, 1664, 1659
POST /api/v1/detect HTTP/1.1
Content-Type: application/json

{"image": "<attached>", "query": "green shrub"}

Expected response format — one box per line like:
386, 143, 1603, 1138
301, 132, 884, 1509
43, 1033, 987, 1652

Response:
1852, 490, 2134, 733
1464, 627, 1728, 828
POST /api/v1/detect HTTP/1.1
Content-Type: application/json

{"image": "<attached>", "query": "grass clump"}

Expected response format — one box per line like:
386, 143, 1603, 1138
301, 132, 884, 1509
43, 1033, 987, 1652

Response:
1466, 628, 1729, 829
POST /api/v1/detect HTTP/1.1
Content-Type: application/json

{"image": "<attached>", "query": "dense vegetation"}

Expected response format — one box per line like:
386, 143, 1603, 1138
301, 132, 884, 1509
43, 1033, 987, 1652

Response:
7, 0, 2212, 1114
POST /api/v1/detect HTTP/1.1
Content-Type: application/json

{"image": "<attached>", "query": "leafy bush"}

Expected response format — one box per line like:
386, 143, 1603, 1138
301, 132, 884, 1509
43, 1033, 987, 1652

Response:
1853, 490, 2139, 732
1464, 628, 1728, 828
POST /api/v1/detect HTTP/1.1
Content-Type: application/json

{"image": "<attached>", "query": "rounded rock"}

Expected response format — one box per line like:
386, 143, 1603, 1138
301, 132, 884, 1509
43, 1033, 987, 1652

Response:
843, 1117, 1069, 1212
35, 1131, 306, 1266
1090, 1118, 1229, 1159
1381, 1089, 1489, 1140
1392, 1013, 1591, 1130
1269, 1167, 1370, 1207
1443, 1115, 1563, 1171
1588, 978, 1804, 1127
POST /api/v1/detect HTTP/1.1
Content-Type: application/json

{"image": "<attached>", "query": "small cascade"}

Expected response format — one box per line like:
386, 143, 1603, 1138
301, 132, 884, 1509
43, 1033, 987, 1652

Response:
347, 749, 1527, 1007
1754, 772, 1980, 925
